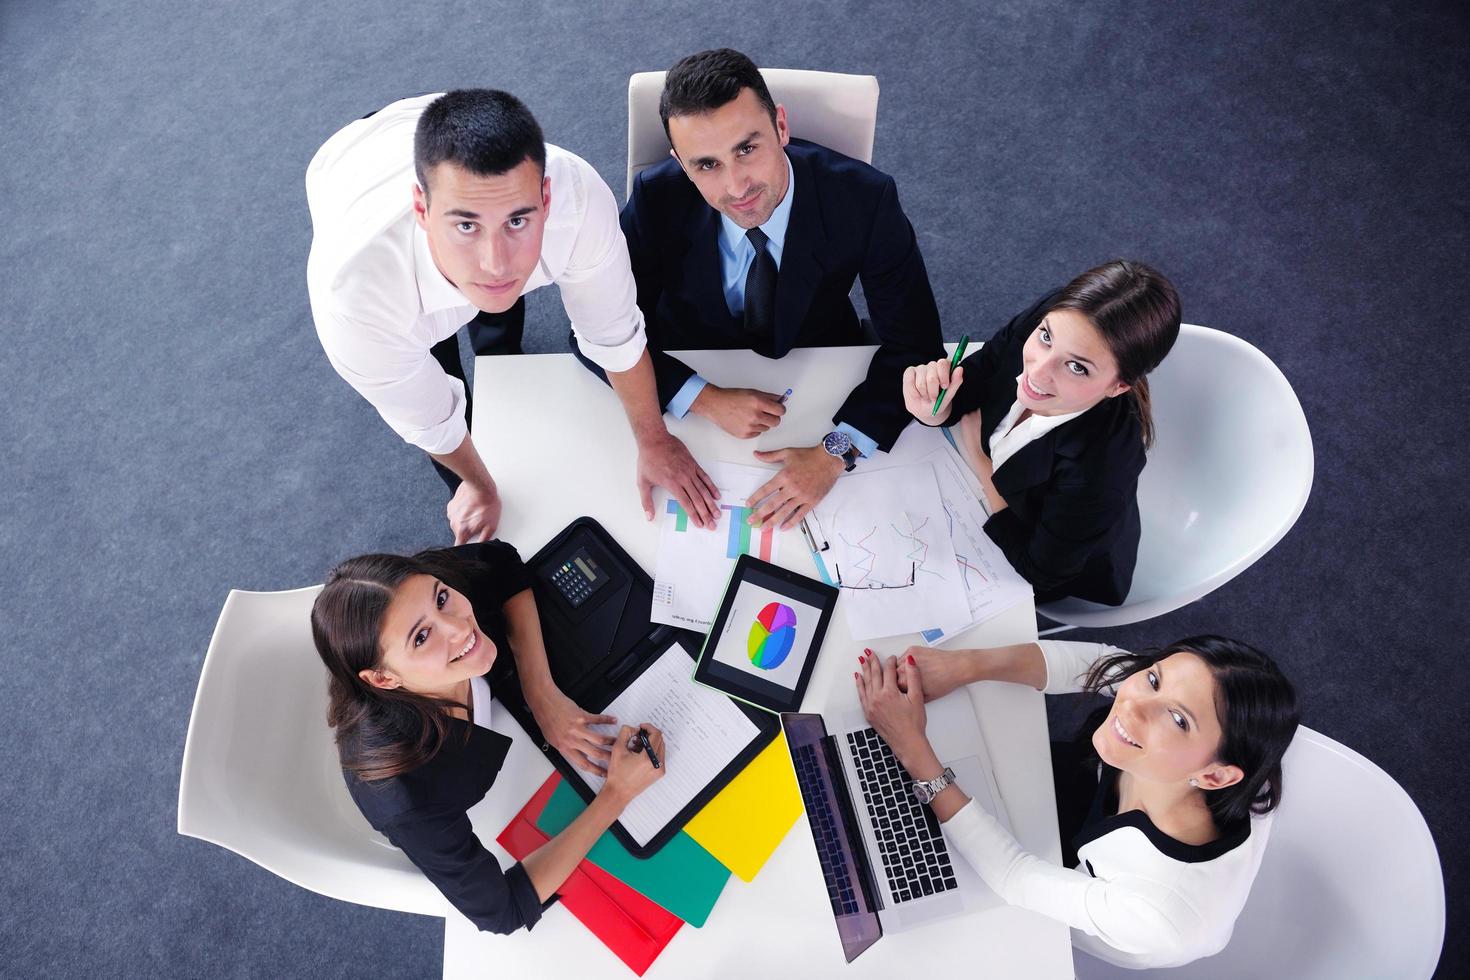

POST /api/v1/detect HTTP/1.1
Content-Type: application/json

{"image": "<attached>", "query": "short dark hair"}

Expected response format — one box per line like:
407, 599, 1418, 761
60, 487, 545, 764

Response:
1050, 260, 1182, 449
413, 89, 546, 195
659, 48, 778, 144
1083, 634, 1300, 826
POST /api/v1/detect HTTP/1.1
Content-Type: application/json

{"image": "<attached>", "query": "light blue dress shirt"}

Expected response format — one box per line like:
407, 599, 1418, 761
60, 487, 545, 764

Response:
665, 154, 876, 459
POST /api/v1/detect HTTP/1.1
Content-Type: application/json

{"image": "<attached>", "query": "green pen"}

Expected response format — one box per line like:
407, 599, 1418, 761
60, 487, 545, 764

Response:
931, 335, 970, 416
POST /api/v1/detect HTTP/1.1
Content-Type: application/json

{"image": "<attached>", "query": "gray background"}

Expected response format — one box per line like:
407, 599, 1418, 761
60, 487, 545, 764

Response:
2, 0, 1466, 976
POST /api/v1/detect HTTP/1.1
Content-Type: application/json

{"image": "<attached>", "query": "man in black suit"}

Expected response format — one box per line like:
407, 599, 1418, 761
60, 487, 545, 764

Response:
589, 48, 945, 529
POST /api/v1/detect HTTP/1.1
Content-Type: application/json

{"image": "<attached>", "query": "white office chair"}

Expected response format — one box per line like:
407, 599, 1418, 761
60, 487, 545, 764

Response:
1038, 324, 1313, 629
626, 67, 880, 196
1074, 726, 1444, 979
177, 586, 445, 917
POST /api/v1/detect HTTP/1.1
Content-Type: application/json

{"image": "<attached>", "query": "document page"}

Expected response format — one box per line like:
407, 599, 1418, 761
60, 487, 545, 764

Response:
578, 642, 761, 847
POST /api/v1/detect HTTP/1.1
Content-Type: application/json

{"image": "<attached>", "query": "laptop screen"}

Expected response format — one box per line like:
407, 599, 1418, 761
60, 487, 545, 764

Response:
782, 713, 883, 963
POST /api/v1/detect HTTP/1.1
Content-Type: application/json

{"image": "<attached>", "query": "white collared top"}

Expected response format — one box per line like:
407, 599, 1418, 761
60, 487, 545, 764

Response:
306, 94, 646, 455
985, 374, 1087, 472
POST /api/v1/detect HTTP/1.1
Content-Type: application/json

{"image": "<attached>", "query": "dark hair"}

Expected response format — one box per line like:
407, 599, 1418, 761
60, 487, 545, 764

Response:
311, 550, 479, 782
659, 48, 778, 144
413, 89, 546, 196
1050, 260, 1181, 449
1083, 634, 1300, 827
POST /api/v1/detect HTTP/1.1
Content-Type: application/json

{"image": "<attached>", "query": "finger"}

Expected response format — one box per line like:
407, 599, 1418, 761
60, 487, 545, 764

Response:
862, 647, 881, 686
780, 500, 813, 532
903, 365, 923, 405
676, 484, 715, 530
571, 750, 608, 775
694, 462, 720, 501
580, 728, 617, 749
753, 489, 791, 526
751, 448, 787, 466
905, 654, 926, 702
855, 668, 869, 711
638, 477, 654, 522
617, 724, 637, 745
583, 744, 614, 764
691, 475, 721, 524
936, 357, 953, 389
746, 474, 782, 510
586, 713, 618, 727
771, 497, 803, 531
882, 654, 900, 692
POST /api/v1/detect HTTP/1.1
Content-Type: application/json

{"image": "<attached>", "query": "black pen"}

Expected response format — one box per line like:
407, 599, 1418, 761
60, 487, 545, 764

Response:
636, 728, 662, 769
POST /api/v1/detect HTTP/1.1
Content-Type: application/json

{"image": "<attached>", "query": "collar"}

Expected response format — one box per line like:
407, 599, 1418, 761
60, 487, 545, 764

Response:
414, 222, 475, 315
995, 374, 1088, 440
718, 152, 796, 262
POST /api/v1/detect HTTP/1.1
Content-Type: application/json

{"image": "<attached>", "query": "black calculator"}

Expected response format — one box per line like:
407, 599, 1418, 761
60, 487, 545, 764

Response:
548, 546, 610, 609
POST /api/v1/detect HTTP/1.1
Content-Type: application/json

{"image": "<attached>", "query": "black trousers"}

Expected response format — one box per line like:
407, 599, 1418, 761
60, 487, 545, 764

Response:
429, 298, 526, 492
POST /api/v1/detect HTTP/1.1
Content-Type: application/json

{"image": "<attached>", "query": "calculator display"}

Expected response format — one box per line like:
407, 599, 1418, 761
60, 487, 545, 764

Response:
550, 547, 609, 609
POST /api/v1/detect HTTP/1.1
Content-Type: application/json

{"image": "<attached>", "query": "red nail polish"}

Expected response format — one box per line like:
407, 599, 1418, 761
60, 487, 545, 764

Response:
908, 655, 916, 665
858, 655, 865, 664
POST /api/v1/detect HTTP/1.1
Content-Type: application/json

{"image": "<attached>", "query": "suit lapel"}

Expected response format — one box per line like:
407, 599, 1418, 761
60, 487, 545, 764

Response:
681, 205, 735, 333
772, 150, 824, 356
992, 434, 1058, 498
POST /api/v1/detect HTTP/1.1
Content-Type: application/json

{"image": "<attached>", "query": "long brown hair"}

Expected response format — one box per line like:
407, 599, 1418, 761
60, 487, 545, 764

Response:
1050, 260, 1181, 448
311, 551, 476, 782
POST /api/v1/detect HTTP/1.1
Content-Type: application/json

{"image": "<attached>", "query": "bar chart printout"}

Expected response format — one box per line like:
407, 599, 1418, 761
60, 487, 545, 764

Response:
652, 462, 783, 630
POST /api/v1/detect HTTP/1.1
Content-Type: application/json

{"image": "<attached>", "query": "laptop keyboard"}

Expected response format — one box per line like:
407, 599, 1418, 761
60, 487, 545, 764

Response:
846, 728, 959, 904
793, 743, 861, 916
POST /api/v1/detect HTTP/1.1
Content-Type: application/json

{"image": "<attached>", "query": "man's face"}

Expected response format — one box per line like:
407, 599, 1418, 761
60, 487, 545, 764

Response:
667, 87, 790, 229
413, 158, 550, 313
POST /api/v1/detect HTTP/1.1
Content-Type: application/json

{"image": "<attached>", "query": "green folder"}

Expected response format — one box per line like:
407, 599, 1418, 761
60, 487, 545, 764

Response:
534, 779, 731, 927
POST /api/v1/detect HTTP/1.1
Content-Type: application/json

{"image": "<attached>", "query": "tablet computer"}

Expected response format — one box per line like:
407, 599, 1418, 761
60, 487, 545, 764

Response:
692, 554, 839, 714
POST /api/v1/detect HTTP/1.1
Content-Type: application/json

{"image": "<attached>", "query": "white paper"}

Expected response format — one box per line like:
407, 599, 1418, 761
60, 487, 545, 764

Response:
651, 461, 785, 630
810, 463, 971, 640
577, 642, 760, 847
882, 423, 1035, 644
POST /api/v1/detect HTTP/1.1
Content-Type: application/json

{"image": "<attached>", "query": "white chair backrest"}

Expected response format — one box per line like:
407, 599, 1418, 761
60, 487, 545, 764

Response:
1076, 726, 1444, 979
177, 587, 444, 917
1039, 324, 1314, 628
626, 68, 879, 197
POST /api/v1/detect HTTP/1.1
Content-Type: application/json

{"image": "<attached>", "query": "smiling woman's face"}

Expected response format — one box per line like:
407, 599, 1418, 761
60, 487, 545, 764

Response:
1017, 308, 1131, 417
1092, 652, 1231, 788
362, 574, 496, 697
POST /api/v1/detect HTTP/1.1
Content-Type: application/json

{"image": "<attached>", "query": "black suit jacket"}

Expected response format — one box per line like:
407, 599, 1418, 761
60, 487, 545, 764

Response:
620, 139, 944, 450
342, 541, 551, 935
945, 292, 1146, 605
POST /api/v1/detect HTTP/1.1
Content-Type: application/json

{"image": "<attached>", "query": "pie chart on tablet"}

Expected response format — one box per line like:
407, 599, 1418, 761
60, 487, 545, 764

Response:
747, 602, 798, 670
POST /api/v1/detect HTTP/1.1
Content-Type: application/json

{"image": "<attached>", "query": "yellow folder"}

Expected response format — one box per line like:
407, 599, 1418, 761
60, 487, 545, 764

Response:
684, 732, 802, 882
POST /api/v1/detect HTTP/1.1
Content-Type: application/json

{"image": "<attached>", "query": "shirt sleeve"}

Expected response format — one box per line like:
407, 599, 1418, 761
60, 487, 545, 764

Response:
314, 311, 469, 456
835, 422, 879, 460
556, 161, 648, 373
941, 799, 1199, 961
982, 466, 1136, 595
381, 806, 546, 935
666, 375, 709, 418
1039, 640, 1130, 695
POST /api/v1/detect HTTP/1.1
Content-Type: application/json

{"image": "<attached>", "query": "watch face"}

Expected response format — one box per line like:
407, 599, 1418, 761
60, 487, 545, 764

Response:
822, 430, 852, 457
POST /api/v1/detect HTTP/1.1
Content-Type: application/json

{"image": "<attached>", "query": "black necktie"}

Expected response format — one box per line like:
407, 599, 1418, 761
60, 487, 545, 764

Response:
743, 227, 777, 338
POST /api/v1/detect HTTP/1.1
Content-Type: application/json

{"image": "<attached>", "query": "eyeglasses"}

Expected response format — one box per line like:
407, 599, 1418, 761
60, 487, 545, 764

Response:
833, 561, 916, 591
802, 514, 918, 591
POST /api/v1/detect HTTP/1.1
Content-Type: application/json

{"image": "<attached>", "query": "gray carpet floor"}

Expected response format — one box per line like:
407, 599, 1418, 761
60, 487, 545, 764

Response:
3, 0, 1466, 976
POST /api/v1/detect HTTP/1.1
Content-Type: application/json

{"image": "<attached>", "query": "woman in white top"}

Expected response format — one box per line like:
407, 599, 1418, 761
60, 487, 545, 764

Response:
903, 260, 1181, 605
855, 636, 1299, 969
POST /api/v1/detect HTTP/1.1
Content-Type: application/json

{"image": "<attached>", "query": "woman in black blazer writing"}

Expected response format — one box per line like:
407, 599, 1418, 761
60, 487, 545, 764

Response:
311, 541, 665, 934
905, 260, 1180, 604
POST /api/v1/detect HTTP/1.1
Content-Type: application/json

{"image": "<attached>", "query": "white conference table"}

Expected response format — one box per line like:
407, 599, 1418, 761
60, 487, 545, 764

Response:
445, 346, 1073, 979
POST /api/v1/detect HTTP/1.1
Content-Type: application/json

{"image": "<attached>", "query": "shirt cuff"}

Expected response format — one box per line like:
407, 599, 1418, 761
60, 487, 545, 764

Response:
503, 861, 545, 932
835, 423, 879, 460
574, 327, 647, 375
666, 375, 708, 418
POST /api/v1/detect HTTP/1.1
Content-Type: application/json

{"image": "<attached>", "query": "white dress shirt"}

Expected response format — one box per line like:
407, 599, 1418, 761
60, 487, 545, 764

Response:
984, 375, 1088, 473
940, 640, 1273, 969
306, 94, 646, 455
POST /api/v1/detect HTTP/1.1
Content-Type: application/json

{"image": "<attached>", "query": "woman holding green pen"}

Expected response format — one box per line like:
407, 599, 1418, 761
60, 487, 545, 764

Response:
903, 260, 1180, 605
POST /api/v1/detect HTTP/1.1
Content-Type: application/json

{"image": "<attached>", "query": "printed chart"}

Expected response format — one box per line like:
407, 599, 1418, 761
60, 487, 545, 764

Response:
652, 462, 785, 630
747, 602, 797, 670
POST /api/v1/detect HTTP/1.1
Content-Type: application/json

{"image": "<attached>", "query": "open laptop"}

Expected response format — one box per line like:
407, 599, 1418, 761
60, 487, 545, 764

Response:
782, 690, 1012, 962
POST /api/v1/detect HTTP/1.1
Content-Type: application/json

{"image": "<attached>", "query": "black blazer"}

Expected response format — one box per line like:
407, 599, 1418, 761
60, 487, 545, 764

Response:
945, 291, 1146, 605
619, 139, 944, 450
342, 541, 551, 935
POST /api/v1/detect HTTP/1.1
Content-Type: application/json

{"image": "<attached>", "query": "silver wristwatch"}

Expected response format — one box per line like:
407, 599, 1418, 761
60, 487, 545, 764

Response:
911, 766, 957, 805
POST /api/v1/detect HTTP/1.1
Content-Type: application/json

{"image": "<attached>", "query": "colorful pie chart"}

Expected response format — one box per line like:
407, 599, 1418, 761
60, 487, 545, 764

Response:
747, 602, 798, 670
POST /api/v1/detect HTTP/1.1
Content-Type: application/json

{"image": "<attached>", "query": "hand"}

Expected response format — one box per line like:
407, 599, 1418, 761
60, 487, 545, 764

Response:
747, 446, 844, 529
637, 432, 720, 529
601, 723, 667, 808
894, 646, 970, 702
526, 684, 617, 776
690, 385, 787, 439
447, 480, 502, 544
955, 409, 1007, 514
903, 358, 965, 425
855, 652, 931, 766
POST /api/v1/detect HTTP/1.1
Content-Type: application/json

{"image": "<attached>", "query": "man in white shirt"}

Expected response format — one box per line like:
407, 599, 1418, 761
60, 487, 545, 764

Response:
307, 90, 720, 543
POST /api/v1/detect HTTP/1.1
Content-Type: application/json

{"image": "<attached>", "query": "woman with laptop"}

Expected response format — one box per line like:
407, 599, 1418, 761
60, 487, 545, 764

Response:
902, 259, 1180, 605
310, 540, 666, 935
855, 637, 1299, 969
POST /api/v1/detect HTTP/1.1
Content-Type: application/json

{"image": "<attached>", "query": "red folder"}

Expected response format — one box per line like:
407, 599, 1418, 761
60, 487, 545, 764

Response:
497, 775, 683, 976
